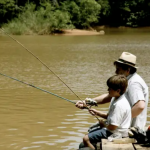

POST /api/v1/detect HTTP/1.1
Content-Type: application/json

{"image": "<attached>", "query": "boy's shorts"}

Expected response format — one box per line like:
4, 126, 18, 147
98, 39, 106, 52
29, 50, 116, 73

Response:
88, 128, 112, 143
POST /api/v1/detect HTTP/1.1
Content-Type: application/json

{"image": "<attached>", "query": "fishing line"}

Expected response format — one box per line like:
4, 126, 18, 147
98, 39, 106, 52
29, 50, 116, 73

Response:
0, 72, 100, 121
0, 28, 81, 101
0, 72, 76, 104
0, 28, 100, 121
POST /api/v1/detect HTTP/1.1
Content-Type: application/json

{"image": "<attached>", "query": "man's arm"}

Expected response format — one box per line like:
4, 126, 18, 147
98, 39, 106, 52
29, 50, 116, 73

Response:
75, 93, 111, 109
132, 100, 145, 118
127, 82, 146, 118
93, 93, 112, 104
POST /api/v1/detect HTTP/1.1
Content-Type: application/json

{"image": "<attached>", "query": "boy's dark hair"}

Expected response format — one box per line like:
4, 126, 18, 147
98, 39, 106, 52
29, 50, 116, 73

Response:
107, 75, 128, 95
114, 62, 137, 74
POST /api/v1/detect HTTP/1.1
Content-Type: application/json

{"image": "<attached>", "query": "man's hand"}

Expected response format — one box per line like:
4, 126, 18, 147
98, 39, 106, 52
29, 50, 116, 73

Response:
85, 98, 98, 107
75, 100, 87, 109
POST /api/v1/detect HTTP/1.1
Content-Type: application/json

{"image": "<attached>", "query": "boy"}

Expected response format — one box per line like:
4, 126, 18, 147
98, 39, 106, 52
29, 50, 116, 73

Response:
82, 75, 131, 149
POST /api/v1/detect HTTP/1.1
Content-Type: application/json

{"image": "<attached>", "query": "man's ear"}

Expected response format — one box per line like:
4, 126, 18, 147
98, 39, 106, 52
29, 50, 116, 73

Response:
127, 68, 131, 73
125, 68, 130, 77
117, 89, 121, 94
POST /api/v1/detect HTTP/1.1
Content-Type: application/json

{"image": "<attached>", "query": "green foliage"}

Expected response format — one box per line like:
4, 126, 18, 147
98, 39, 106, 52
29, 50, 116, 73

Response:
3, 3, 73, 35
107, 0, 150, 27
125, 0, 150, 27
2, 0, 150, 34
60, 0, 101, 28
97, 0, 110, 16
3, 19, 28, 35
60, 1, 80, 27
96, 0, 110, 25
79, 0, 101, 28
0, 0, 18, 25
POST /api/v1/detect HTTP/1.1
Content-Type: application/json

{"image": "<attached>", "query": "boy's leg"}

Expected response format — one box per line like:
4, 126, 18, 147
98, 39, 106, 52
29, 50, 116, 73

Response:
79, 142, 85, 149
83, 135, 95, 150
81, 128, 112, 149
88, 128, 112, 143
88, 122, 101, 133
79, 142, 97, 149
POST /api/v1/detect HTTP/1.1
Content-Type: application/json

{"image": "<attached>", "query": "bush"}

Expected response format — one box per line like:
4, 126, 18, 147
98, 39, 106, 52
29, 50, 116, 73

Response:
79, 0, 101, 28
3, 3, 74, 35
61, 0, 101, 28
0, 0, 18, 26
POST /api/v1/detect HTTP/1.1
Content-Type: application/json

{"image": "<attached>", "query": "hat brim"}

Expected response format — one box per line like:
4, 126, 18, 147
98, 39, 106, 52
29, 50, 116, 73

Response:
114, 60, 138, 69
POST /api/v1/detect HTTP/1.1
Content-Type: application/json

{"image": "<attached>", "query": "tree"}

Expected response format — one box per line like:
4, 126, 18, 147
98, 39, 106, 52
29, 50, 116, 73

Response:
60, 0, 101, 28
0, 0, 18, 25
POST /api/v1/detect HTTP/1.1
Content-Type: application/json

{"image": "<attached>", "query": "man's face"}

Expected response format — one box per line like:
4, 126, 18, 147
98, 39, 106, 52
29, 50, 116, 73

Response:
115, 63, 127, 76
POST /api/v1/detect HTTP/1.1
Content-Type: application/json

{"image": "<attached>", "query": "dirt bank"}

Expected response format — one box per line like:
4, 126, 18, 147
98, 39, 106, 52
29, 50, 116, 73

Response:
59, 29, 105, 35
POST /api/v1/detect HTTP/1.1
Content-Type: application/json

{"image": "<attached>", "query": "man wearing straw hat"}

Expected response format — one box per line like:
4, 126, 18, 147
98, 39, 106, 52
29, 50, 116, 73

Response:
76, 52, 149, 130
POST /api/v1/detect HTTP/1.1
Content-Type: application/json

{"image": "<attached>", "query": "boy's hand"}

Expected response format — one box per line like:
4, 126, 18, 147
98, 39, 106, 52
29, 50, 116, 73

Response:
89, 108, 99, 116
99, 119, 106, 128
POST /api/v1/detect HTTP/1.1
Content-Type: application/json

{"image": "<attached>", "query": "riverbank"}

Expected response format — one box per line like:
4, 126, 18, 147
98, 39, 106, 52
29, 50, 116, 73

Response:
59, 26, 150, 36
1, 26, 150, 36
0, 28, 105, 36
58, 29, 105, 35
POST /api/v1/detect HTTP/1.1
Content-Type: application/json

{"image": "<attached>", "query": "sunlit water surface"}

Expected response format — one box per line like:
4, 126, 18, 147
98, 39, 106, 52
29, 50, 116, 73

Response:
0, 28, 150, 150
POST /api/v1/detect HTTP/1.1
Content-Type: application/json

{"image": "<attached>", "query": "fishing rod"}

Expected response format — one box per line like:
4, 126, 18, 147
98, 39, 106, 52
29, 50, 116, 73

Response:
0, 72, 75, 104
0, 28, 100, 121
0, 72, 100, 121
0, 28, 81, 101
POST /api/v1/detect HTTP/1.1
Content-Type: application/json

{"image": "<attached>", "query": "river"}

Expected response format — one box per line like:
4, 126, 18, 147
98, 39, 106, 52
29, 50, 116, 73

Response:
0, 28, 150, 150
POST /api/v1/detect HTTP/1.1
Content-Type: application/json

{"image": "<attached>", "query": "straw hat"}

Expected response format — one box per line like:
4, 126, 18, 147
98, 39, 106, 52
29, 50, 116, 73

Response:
114, 52, 138, 68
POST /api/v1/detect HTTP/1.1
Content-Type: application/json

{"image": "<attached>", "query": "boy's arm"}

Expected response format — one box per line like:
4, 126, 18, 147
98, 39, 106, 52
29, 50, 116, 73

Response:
106, 124, 118, 131
90, 109, 118, 131
89, 108, 108, 119
99, 120, 118, 131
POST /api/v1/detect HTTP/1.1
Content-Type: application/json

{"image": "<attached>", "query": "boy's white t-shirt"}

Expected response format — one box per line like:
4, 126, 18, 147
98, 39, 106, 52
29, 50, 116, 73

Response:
106, 95, 131, 135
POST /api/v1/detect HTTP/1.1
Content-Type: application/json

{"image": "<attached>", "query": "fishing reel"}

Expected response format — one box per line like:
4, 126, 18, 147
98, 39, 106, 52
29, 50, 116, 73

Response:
85, 98, 98, 107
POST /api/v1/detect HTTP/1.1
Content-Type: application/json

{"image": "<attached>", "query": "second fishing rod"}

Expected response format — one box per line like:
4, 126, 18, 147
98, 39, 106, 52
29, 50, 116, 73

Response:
1, 28, 100, 121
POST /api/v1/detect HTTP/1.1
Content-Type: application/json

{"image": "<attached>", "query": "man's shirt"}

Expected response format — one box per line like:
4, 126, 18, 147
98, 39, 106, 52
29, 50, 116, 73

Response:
126, 73, 149, 129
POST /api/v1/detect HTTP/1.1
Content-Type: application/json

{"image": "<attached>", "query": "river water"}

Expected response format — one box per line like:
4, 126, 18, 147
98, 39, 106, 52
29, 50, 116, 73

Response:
0, 28, 150, 150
